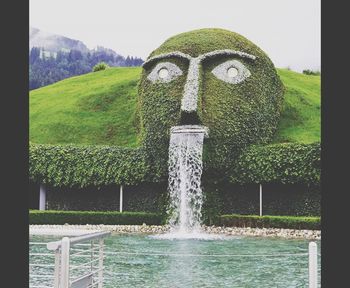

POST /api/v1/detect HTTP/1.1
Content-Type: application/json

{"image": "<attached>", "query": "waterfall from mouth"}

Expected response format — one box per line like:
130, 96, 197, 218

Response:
166, 125, 208, 234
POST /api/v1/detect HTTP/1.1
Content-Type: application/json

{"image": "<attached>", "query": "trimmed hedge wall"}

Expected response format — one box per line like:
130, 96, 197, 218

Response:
29, 210, 320, 230
29, 142, 320, 187
29, 210, 162, 225
229, 142, 320, 185
29, 143, 149, 187
219, 214, 320, 230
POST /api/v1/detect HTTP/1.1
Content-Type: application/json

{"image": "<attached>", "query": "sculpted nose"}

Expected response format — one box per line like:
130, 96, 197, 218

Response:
181, 58, 201, 113
180, 58, 202, 124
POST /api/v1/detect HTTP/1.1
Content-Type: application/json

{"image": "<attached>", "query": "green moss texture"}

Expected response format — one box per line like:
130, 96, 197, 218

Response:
138, 28, 284, 175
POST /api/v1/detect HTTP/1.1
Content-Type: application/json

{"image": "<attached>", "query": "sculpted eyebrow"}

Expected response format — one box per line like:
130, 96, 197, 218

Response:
142, 52, 192, 68
199, 50, 257, 61
142, 50, 257, 69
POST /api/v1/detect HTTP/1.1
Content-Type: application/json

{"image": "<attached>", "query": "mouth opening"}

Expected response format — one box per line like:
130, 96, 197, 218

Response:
180, 111, 201, 125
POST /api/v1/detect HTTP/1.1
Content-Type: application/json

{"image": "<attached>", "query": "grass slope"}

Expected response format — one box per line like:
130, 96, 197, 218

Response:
30, 67, 140, 147
29, 67, 320, 146
273, 69, 320, 143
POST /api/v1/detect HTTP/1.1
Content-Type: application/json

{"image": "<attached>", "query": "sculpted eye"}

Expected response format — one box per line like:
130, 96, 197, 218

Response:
147, 62, 183, 83
211, 60, 251, 84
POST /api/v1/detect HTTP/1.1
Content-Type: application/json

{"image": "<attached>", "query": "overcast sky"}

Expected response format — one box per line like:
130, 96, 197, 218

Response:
30, 0, 320, 72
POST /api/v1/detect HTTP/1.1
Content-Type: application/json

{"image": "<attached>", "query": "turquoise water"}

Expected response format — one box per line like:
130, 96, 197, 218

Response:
30, 233, 321, 288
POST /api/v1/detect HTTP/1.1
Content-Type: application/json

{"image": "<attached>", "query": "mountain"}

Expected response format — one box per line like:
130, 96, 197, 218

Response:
29, 27, 144, 90
29, 68, 320, 146
30, 27, 89, 54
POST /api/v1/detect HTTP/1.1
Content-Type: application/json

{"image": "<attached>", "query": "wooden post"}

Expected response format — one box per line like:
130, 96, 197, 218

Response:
259, 184, 263, 216
39, 184, 46, 210
119, 185, 123, 212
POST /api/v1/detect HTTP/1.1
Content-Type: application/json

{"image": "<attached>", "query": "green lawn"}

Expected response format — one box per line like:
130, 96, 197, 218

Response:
30, 67, 141, 147
29, 67, 320, 146
273, 69, 320, 143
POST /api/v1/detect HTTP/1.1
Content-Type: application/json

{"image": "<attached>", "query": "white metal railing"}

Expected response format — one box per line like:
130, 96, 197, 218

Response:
31, 234, 318, 287
29, 241, 57, 288
30, 231, 110, 288
103, 241, 319, 287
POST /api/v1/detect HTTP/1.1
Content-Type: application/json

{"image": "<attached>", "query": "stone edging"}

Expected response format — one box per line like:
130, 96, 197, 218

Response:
30, 224, 321, 240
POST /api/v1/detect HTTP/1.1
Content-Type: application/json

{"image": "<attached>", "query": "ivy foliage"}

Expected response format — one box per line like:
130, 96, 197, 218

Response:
29, 142, 320, 187
29, 143, 149, 188
137, 57, 187, 179
230, 142, 320, 184
138, 28, 284, 172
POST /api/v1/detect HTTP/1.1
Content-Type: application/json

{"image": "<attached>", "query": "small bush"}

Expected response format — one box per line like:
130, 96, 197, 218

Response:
29, 210, 162, 225
302, 69, 320, 76
219, 214, 320, 230
92, 62, 109, 72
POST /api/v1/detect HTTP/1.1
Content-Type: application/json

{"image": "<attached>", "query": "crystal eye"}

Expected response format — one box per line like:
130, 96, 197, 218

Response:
147, 62, 183, 83
158, 68, 169, 79
212, 60, 251, 84
227, 67, 238, 78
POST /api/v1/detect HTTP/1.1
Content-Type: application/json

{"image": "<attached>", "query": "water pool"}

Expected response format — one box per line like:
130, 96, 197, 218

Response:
30, 233, 321, 288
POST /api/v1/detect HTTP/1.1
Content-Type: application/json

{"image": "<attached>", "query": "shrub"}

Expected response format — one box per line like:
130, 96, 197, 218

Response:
29, 142, 320, 188
229, 142, 320, 185
29, 210, 163, 225
302, 69, 320, 76
219, 214, 320, 230
29, 143, 149, 187
92, 62, 109, 72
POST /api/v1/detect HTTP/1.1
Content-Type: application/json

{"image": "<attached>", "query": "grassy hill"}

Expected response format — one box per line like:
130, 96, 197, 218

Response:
30, 67, 140, 147
272, 69, 320, 143
29, 67, 320, 146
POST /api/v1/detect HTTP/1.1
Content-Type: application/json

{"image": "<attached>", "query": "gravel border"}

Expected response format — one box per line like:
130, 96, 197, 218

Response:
30, 224, 321, 240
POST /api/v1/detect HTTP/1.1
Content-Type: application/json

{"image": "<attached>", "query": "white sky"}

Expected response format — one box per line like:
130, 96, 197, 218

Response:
30, 0, 320, 72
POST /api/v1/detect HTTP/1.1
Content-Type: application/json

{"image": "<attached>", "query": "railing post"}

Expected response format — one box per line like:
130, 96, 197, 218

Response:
53, 249, 60, 288
98, 238, 104, 288
119, 185, 123, 212
309, 241, 318, 288
91, 240, 94, 274
259, 184, 263, 216
39, 184, 46, 210
60, 237, 70, 288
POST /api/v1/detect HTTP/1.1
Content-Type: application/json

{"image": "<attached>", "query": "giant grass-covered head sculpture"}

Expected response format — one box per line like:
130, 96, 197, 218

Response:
138, 28, 284, 175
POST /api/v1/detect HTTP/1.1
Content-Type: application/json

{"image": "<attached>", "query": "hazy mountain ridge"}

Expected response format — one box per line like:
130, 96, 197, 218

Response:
30, 27, 89, 53
29, 27, 144, 90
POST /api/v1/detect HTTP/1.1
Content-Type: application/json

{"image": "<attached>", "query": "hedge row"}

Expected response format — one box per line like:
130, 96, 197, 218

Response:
29, 143, 149, 187
29, 210, 162, 225
230, 142, 320, 185
29, 210, 320, 230
29, 142, 320, 188
219, 214, 320, 230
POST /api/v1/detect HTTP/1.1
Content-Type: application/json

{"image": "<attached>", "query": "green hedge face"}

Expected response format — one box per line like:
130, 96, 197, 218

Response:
138, 28, 284, 171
